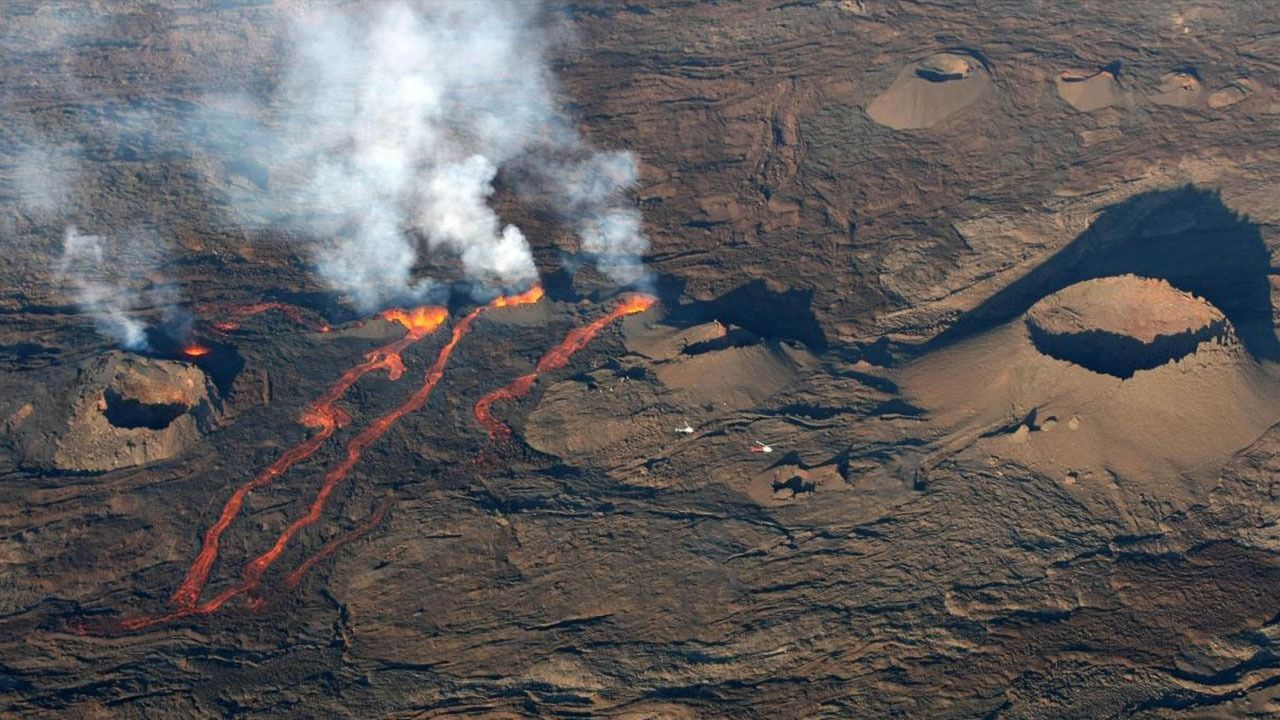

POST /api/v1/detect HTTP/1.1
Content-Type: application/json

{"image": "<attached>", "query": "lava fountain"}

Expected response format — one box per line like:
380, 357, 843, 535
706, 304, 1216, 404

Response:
180, 342, 212, 359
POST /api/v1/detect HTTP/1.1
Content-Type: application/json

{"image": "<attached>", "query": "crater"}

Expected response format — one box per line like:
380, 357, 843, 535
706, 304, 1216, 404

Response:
1152, 70, 1203, 108
102, 388, 191, 430
866, 51, 991, 130
1026, 276, 1230, 378
1055, 67, 1125, 112
13, 352, 224, 473
934, 187, 1278, 362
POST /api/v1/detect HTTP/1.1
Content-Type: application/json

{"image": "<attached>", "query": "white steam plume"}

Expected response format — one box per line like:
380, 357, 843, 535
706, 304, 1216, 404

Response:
56, 226, 186, 351
546, 151, 652, 287
210, 0, 650, 309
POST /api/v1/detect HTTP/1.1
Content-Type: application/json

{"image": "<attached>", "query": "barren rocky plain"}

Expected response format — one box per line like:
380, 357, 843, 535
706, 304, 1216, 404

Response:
5, 1, 1280, 718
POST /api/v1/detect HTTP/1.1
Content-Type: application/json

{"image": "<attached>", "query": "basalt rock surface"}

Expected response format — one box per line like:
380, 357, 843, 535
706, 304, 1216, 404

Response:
5, 2, 1280, 719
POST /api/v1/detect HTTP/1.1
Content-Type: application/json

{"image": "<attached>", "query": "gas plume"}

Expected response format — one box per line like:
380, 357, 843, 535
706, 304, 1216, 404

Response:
56, 226, 185, 351
212, 0, 650, 308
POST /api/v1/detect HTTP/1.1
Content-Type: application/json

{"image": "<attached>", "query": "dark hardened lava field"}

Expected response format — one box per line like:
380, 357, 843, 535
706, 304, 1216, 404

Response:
5, 2, 1280, 719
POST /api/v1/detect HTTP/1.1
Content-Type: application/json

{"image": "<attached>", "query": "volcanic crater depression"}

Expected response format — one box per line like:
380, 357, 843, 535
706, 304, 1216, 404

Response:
1026, 275, 1233, 378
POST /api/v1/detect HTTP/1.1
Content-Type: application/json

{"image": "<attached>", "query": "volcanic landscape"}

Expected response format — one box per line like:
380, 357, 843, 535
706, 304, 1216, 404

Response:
5, 1, 1280, 718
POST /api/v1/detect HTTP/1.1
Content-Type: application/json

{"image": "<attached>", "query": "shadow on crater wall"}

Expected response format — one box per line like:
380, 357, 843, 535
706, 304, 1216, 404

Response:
932, 186, 1279, 360
702, 280, 829, 351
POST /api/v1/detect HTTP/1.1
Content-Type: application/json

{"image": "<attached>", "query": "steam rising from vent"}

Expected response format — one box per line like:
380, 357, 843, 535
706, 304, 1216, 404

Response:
215, 0, 650, 309
56, 227, 185, 351
548, 151, 651, 287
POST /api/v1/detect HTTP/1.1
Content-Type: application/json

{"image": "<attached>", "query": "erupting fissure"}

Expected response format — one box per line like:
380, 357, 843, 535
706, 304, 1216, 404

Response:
474, 293, 656, 440
164, 305, 446, 614
111, 287, 544, 632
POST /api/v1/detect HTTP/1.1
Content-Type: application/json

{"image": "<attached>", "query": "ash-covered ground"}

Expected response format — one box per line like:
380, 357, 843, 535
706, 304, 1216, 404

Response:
5, 1, 1280, 718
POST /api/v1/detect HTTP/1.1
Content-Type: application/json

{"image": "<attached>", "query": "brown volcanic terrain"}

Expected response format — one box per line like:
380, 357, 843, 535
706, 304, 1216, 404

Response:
3, 1, 1280, 718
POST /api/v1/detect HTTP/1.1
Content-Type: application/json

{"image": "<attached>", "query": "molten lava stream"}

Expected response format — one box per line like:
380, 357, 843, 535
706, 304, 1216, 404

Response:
194, 306, 489, 614
167, 306, 447, 611
474, 293, 656, 440
110, 290, 544, 631
203, 289, 545, 613
204, 301, 331, 333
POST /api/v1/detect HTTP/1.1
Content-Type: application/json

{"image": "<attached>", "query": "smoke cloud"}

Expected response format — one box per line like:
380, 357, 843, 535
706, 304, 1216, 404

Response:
548, 151, 652, 287
56, 227, 184, 351
212, 0, 650, 309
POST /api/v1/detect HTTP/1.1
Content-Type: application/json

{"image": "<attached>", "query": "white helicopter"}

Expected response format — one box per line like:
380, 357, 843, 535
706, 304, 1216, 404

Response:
674, 421, 694, 434
750, 440, 774, 454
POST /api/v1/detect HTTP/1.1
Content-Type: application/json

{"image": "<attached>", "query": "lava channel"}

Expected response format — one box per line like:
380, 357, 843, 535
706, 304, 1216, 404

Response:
166, 306, 447, 612
193, 291, 544, 616
203, 301, 331, 333
474, 293, 656, 440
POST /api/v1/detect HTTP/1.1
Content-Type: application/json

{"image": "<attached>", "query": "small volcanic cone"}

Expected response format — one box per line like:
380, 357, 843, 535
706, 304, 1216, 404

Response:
903, 274, 1280, 483
13, 352, 223, 473
1152, 71, 1203, 108
1055, 68, 1126, 112
475, 293, 656, 440
866, 51, 992, 130
1026, 276, 1232, 378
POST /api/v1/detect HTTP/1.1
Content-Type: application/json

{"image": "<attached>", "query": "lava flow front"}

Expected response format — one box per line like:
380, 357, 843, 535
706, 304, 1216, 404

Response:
475, 293, 656, 440
282, 496, 396, 592
166, 306, 447, 612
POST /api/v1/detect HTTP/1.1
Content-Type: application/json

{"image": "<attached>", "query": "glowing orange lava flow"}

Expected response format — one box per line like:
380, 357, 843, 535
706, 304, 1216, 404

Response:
110, 291, 544, 632
166, 307, 446, 611
474, 293, 656, 439
206, 301, 331, 333
191, 306, 487, 616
